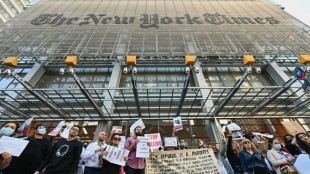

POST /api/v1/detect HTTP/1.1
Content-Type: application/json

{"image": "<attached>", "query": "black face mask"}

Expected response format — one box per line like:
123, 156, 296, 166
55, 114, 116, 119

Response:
83, 145, 87, 148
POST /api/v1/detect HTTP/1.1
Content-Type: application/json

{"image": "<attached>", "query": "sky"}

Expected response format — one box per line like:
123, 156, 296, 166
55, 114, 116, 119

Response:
273, 0, 310, 27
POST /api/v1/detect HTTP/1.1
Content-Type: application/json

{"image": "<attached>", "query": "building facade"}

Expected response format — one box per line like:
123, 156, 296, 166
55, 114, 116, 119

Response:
0, 0, 36, 24
0, 0, 310, 144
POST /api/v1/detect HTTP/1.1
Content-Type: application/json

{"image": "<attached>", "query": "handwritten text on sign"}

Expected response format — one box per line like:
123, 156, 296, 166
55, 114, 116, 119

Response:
145, 133, 162, 152
146, 149, 221, 174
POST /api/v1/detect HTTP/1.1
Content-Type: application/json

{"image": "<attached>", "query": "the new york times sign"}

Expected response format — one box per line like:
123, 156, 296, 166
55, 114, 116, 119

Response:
31, 13, 280, 28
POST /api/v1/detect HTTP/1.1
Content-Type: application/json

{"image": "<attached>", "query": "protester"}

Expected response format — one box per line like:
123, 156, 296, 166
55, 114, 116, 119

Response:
179, 138, 188, 150
212, 135, 233, 174
239, 139, 269, 174
82, 131, 107, 174
227, 131, 243, 174
99, 133, 128, 174
3, 124, 52, 174
295, 133, 310, 154
82, 142, 89, 149
34, 125, 83, 174
0, 122, 18, 171
125, 126, 150, 174
283, 134, 301, 156
266, 138, 295, 174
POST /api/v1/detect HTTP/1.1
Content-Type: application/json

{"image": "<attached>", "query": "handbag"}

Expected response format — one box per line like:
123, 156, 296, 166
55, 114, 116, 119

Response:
280, 165, 298, 174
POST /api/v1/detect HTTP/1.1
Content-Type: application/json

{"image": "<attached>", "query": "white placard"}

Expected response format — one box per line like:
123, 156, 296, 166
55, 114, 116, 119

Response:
145, 133, 162, 152
103, 145, 130, 166
130, 119, 145, 136
164, 137, 178, 147
294, 154, 310, 174
227, 123, 241, 131
261, 134, 274, 139
232, 130, 244, 140
173, 116, 183, 131
48, 121, 65, 136
0, 136, 29, 157
60, 124, 72, 138
252, 132, 264, 143
118, 136, 126, 149
136, 136, 149, 158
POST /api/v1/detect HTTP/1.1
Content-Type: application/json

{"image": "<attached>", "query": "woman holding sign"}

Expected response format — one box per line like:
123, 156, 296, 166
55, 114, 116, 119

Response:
0, 122, 19, 171
99, 134, 128, 174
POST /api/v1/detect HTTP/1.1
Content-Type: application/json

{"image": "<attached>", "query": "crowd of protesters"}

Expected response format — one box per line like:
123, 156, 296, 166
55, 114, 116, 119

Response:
0, 121, 310, 174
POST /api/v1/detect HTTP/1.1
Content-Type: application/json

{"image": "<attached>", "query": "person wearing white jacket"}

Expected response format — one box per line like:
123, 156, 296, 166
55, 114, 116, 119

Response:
267, 138, 295, 174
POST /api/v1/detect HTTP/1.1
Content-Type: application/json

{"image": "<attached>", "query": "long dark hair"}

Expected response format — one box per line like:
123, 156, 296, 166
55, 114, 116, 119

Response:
1, 122, 19, 136
295, 133, 310, 154
283, 134, 293, 144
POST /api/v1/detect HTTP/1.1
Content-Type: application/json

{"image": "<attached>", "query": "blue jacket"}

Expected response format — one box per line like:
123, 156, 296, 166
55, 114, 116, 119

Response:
239, 151, 265, 173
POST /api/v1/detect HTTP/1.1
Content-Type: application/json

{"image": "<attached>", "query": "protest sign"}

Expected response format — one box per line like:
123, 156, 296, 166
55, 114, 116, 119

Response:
15, 117, 33, 138
294, 154, 310, 174
118, 136, 126, 149
136, 136, 150, 158
163, 136, 178, 148
103, 145, 130, 166
146, 149, 221, 174
261, 134, 274, 139
215, 118, 225, 136
199, 139, 207, 148
130, 119, 145, 135
0, 136, 29, 157
227, 123, 241, 131
145, 133, 162, 152
252, 132, 264, 143
112, 126, 122, 133
60, 124, 73, 138
173, 116, 183, 131
48, 121, 65, 136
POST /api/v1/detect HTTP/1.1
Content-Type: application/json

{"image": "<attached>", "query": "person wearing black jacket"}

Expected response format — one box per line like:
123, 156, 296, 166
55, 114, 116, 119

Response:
283, 134, 301, 156
226, 131, 243, 174
34, 125, 82, 174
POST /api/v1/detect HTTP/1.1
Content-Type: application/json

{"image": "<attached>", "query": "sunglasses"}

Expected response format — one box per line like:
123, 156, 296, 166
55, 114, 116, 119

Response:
243, 141, 251, 144
113, 138, 121, 141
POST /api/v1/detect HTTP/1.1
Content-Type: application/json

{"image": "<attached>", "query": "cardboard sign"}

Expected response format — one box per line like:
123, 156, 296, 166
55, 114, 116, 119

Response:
173, 116, 183, 131
48, 121, 65, 136
252, 132, 264, 143
163, 136, 178, 148
227, 123, 241, 131
146, 149, 221, 174
294, 154, 310, 174
112, 126, 122, 133
145, 133, 162, 152
136, 136, 150, 158
232, 130, 244, 140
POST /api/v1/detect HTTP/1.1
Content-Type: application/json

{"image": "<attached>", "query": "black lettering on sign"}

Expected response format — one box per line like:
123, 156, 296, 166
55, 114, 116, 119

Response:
31, 13, 281, 28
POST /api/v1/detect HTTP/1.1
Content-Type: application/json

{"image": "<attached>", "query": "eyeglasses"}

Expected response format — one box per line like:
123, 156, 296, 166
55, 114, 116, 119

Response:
113, 138, 121, 141
243, 141, 251, 144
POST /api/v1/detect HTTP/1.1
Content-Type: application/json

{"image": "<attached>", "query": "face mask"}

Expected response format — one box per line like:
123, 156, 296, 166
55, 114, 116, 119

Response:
181, 142, 187, 147
274, 144, 282, 150
0, 127, 14, 136
38, 128, 46, 135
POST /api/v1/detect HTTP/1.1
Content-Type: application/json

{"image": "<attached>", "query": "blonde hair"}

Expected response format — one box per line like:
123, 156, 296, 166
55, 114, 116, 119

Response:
241, 138, 258, 152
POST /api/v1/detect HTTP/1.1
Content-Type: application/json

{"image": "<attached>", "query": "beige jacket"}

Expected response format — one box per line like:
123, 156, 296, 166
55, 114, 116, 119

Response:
267, 148, 291, 174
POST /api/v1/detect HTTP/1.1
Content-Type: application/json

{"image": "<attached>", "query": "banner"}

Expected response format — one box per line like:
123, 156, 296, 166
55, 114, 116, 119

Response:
48, 121, 65, 136
173, 116, 183, 131
146, 149, 221, 174
15, 117, 33, 138
145, 133, 162, 152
